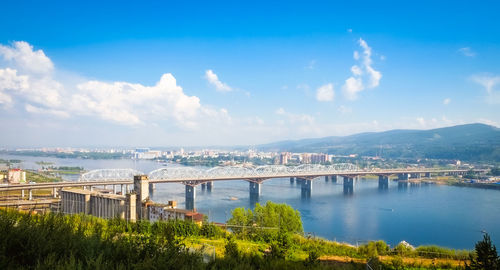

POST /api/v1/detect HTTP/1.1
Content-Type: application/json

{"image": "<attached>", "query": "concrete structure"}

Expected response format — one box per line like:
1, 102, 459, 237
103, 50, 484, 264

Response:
134, 175, 149, 219
8, 169, 26, 184
378, 175, 389, 190
60, 189, 136, 221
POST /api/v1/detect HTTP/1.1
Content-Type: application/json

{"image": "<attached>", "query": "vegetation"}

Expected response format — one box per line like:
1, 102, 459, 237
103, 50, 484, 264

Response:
26, 171, 62, 183
467, 233, 500, 270
0, 201, 483, 269
259, 123, 500, 162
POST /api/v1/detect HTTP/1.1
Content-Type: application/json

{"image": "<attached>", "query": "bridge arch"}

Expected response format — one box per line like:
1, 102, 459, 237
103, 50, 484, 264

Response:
79, 168, 144, 182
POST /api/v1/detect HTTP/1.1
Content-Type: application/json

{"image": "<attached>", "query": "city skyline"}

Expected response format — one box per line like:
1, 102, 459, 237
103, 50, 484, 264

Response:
1, 1, 499, 147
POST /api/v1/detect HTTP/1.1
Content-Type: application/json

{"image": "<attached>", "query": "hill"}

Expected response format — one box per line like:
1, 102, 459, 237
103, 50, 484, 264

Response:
258, 123, 500, 162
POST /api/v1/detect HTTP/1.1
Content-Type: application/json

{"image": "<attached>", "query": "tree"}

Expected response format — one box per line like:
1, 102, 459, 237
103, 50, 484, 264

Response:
490, 167, 500, 176
468, 233, 500, 270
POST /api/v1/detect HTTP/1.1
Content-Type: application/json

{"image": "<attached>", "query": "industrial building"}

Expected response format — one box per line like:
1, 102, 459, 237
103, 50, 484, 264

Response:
60, 189, 136, 221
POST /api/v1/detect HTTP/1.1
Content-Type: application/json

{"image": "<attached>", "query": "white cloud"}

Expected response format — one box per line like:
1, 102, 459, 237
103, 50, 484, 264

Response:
71, 73, 204, 127
0, 41, 232, 131
343, 77, 364, 100
416, 117, 426, 126
443, 98, 451, 105
471, 74, 500, 104
342, 38, 382, 100
471, 75, 500, 94
204, 69, 232, 92
458, 47, 476, 57
25, 104, 70, 118
0, 41, 54, 74
351, 65, 362, 76
275, 107, 286, 115
315, 83, 334, 102
353, 51, 360, 60
0, 68, 29, 105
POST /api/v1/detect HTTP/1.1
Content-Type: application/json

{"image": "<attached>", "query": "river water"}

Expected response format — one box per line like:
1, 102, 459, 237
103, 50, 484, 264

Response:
2, 154, 499, 249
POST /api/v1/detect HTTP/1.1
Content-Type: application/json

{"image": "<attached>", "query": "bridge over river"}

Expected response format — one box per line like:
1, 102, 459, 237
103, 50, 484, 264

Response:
0, 164, 483, 209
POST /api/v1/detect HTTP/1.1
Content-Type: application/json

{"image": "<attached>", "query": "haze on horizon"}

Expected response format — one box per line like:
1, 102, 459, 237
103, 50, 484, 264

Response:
0, 1, 499, 148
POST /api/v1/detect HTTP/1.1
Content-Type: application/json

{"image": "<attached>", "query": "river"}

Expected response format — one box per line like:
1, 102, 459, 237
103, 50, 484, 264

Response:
2, 154, 499, 250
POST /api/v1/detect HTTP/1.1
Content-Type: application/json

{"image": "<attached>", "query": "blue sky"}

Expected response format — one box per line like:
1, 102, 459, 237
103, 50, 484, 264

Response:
0, 0, 499, 147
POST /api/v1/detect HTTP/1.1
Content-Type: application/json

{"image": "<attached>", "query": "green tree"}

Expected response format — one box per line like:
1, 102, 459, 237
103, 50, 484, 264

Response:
468, 233, 500, 270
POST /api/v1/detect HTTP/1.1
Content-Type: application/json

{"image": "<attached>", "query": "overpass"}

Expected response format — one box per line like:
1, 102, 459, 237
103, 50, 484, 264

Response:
0, 165, 483, 208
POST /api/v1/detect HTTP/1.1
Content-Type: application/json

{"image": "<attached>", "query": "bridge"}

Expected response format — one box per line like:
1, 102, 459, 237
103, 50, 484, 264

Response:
0, 164, 482, 209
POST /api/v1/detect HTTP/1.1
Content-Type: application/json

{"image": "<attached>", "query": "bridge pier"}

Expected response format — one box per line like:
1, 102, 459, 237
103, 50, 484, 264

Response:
201, 183, 206, 190
249, 182, 261, 195
207, 181, 213, 191
249, 181, 261, 199
378, 175, 389, 190
185, 185, 196, 210
343, 177, 354, 195
52, 187, 59, 198
301, 179, 312, 199
424, 172, 431, 178
301, 179, 313, 198
21, 189, 25, 199
28, 189, 33, 200
290, 177, 295, 184
398, 173, 409, 180
324, 176, 329, 182
410, 173, 421, 179
331, 175, 337, 183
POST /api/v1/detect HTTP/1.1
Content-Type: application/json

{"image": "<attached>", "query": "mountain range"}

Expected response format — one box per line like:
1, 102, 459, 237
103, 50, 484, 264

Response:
258, 123, 500, 162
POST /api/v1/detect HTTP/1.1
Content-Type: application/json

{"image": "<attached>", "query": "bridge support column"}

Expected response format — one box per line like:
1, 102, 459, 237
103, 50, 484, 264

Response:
296, 178, 304, 185
343, 177, 354, 195
90, 186, 94, 192
83, 186, 87, 190
206, 181, 213, 191
301, 179, 312, 199
201, 183, 206, 190
325, 176, 329, 182
249, 182, 261, 196
378, 175, 389, 190
28, 189, 33, 201
424, 172, 431, 178
290, 177, 295, 184
185, 185, 196, 210
398, 173, 409, 180
21, 189, 25, 198
331, 175, 337, 183
52, 187, 58, 198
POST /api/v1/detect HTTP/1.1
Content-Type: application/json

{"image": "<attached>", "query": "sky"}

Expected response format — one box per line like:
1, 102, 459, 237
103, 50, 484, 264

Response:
0, 0, 499, 147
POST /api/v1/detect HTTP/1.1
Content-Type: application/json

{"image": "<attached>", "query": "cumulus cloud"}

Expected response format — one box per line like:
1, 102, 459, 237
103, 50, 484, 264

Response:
0, 41, 231, 130
0, 42, 62, 108
204, 69, 232, 92
443, 98, 451, 105
0, 41, 54, 74
342, 38, 382, 100
315, 83, 334, 102
458, 47, 476, 57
